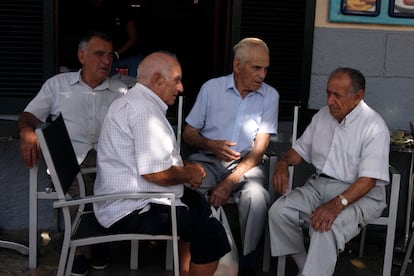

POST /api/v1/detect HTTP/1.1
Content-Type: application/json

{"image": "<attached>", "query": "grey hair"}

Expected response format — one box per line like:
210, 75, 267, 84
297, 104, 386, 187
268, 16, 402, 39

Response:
329, 67, 365, 94
233, 37, 269, 65
78, 30, 113, 52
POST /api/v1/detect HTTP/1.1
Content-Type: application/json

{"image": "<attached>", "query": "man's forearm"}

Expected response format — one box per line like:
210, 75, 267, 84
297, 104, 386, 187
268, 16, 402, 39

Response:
278, 148, 302, 166
182, 125, 210, 151
18, 112, 39, 131
143, 165, 190, 186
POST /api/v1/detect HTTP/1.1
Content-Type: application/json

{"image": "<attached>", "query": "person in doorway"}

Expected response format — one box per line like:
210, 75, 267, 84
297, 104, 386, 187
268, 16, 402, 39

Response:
269, 67, 390, 276
59, 0, 142, 76
93, 51, 231, 275
182, 37, 279, 275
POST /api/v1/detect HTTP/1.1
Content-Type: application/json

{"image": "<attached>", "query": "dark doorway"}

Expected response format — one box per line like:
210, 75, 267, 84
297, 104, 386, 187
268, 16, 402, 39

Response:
55, 0, 314, 120
235, 0, 316, 119
57, 0, 232, 106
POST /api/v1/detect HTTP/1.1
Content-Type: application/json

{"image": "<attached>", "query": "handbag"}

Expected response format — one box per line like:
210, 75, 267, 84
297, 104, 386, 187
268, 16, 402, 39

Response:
211, 206, 239, 276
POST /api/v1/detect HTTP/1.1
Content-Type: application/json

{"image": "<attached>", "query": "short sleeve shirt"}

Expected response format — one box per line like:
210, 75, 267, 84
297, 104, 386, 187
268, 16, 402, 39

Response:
293, 100, 390, 185
94, 83, 185, 228
24, 70, 128, 164
185, 74, 279, 153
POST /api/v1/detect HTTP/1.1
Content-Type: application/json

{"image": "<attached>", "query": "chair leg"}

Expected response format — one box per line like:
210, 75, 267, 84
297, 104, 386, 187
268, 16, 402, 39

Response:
359, 226, 367, 258
56, 238, 71, 276
382, 224, 396, 276
399, 230, 414, 276
130, 240, 138, 270
172, 238, 180, 276
277, 255, 286, 276
29, 165, 38, 269
165, 239, 173, 271
262, 225, 271, 272
64, 247, 76, 276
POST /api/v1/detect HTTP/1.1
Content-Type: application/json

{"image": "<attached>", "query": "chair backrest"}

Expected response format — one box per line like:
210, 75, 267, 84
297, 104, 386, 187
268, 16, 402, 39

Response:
288, 106, 319, 191
35, 113, 80, 198
176, 95, 183, 152
295, 105, 319, 142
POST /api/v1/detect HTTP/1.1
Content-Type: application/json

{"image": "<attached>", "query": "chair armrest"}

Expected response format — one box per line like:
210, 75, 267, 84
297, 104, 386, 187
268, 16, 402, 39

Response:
81, 167, 96, 175
53, 192, 176, 209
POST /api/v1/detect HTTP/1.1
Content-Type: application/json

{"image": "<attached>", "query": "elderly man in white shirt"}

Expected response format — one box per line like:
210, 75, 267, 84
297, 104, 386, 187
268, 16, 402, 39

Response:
269, 67, 390, 276
94, 51, 231, 276
18, 31, 127, 168
17, 31, 127, 276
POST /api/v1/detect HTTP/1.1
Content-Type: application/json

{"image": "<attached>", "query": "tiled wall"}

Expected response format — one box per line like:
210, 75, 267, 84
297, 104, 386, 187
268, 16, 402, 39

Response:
309, 27, 414, 131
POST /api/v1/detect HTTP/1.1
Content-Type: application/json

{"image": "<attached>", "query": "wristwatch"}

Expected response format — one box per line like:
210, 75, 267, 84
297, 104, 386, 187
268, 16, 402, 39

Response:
338, 194, 348, 207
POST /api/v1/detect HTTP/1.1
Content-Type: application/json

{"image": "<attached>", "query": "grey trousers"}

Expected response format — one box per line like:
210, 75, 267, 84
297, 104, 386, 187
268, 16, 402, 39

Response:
269, 175, 386, 276
187, 152, 270, 255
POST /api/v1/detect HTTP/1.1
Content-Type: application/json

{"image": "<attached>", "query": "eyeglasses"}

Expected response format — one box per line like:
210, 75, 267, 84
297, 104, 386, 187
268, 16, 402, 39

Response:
92, 50, 117, 61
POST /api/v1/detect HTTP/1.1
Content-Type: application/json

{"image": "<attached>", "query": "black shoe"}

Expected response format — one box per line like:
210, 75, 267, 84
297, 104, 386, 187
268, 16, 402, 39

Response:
90, 254, 110, 270
90, 244, 110, 270
238, 267, 255, 276
238, 251, 256, 276
71, 254, 89, 276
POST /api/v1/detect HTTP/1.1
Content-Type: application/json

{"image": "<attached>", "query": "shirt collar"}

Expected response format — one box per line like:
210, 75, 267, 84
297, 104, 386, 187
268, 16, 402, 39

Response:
225, 73, 266, 97
136, 83, 168, 114
70, 69, 109, 90
342, 100, 365, 126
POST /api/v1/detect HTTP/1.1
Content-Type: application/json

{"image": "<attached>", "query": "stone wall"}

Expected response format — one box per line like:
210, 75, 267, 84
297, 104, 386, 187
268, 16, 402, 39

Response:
309, 27, 414, 131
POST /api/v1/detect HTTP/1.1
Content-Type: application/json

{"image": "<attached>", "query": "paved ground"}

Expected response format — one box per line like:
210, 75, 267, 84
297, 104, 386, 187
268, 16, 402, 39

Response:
1, 223, 414, 276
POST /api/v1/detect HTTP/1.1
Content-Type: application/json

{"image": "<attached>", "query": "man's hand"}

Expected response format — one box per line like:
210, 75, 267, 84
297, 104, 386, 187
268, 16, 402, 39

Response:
184, 161, 206, 189
310, 198, 342, 232
208, 176, 236, 207
19, 127, 40, 168
208, 140, 241, 162
182, 125, 240, 162
272, 149, 302, 194
272, 160, 290, 194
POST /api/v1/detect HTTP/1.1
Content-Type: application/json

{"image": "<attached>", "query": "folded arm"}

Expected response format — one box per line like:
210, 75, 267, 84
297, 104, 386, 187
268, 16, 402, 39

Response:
143, 161, 206, 190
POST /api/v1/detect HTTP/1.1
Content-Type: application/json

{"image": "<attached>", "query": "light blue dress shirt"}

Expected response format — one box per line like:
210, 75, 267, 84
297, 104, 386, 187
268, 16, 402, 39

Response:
185, 74, 279, 153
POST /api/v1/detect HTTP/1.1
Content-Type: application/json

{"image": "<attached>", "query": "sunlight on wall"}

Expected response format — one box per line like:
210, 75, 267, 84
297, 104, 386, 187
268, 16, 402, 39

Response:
315, 0, 414, 31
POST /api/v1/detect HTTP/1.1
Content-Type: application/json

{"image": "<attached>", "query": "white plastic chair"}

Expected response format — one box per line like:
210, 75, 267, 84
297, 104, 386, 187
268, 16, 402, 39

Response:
399, 220, 414, 276
29, 96, 186, 271
358, 166, 401, 276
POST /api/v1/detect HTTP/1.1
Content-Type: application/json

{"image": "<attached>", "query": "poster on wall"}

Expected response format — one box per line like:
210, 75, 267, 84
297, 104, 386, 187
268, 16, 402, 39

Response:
330, 0, 414, 25
341, 0, 380, 16
390, 0, 414, 18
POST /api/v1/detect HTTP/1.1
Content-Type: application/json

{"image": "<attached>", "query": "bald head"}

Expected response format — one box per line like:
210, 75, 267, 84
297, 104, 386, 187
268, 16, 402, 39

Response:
136, 51, 184, 105
137, 52, 175, 84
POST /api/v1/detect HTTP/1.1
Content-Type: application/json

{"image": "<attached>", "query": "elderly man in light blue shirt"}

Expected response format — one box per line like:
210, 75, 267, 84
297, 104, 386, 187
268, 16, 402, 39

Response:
183, 37, 279, 274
